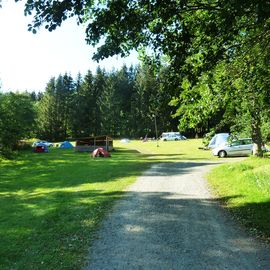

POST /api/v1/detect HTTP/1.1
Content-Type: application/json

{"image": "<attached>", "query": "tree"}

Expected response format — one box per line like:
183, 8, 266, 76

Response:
37, 74, 75, 140
37, 77, 59, 140
55, 73, 74, 138
0, 92, 36, 156
20, 1, 270, 62
228, 43, 270, 156
130, 63, 178, 138
70, 70, 97, 137
17, 1, 270, 153
92, 67, 107, 135
108, 65, 135, 136
98, 72, 117, 136
172, 40, 270, 156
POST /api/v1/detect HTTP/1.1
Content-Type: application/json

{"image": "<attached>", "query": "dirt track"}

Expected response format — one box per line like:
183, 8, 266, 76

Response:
84, 162, 269, 270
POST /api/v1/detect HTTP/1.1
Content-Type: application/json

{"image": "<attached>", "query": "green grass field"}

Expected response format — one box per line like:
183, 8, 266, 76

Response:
207, 157, 270, 241
0, 147, 151, 270
115, 138, 217, 161
1, 139, 269, 269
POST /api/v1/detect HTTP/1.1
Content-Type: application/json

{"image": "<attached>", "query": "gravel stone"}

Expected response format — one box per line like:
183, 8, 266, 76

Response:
84, 162, 269, 270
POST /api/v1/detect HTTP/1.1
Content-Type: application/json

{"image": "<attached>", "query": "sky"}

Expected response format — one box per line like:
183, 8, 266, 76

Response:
0, 0, 139, 92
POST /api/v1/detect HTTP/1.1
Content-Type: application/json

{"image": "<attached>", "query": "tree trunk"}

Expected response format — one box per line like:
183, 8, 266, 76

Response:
251, 113, 263, 157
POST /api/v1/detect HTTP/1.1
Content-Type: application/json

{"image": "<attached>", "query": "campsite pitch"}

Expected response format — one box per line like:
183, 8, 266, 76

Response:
116, 139, 219, 161
1, 140, 269, 269
0, 148, 150, 270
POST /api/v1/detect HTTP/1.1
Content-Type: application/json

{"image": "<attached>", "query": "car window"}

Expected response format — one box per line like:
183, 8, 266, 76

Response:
243, 139, 252, 145
231, 141, 241, 146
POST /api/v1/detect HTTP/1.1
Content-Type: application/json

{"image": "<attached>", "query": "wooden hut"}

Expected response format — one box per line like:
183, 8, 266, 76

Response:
75, 136, 113, 152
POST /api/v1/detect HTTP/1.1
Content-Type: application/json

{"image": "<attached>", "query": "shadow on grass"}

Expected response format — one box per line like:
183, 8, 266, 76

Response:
0, 189, 126, 270
0, 148, 152, 193
216, 196, 270, 241
118, 148, 218, 161
0, 149, 269, 270
0, 147, 152, 269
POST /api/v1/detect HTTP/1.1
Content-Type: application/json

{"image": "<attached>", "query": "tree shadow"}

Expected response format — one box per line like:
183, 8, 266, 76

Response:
142, 161, 216, 176
0, 148, 152, 193
0, 189, 126, 269
86, 192, 270, 270
214, 196, 270, 242
1, 149, 269, 269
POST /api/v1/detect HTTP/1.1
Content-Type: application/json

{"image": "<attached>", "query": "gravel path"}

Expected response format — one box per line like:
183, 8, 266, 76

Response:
84, 162, 269, 270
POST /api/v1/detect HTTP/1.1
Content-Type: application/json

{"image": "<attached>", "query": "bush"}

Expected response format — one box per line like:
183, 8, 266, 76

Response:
15, 141, 32, 151
0, 147, 17, 159
202, 130, 215, 147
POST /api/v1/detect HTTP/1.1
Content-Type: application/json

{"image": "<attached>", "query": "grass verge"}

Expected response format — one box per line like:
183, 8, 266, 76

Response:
207, 157, 270, 242
0, 148, 150, 270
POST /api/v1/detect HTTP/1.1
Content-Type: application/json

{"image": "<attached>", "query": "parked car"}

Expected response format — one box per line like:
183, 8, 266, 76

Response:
212, 138, 253, 158
32, 141, 54, 147
160, 132, 186, 141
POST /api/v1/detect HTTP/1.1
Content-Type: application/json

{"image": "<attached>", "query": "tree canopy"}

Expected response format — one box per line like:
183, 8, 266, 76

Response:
0, 92, 36, 156
18, 1, 270, 63
6, 0, 270, 157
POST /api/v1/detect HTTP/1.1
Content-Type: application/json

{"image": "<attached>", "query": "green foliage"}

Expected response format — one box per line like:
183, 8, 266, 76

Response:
0, 92, 36, 157
172, 40, 270, 155
17, 1, 270, 150
11, 0, 270, 156
37, 74, 74, 141
1, 61, 179, 159
35, 64, 178, 141
130, 63, 178, 137
69, 70, 98, 137
202, 130, 215, 147
19, 1, 270, 69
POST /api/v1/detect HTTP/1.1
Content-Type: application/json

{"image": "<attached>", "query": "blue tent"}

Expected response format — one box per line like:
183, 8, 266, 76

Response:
59, 141, 74, 149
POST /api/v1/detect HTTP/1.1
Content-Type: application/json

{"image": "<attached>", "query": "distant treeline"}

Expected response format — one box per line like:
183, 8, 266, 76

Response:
0, 64, 180, 155
35, 64, 179, 140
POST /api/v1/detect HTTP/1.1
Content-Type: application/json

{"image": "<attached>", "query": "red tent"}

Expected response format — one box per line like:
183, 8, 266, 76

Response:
33, 145, 49, 153
92, 147, 111, 158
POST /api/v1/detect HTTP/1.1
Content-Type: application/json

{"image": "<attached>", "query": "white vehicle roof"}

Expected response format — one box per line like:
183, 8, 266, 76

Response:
161, 132, 181, 137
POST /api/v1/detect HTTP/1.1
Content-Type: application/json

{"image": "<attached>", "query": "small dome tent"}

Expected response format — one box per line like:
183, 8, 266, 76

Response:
59, 141, 74, 149
33, 143, 49, 153
92, 147, 111, 158
208, 133, 230, 149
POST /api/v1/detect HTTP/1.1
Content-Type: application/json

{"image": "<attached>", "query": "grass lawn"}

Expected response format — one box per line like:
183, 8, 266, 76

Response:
1, 139, 269, 269
1, 139, 216, 270
115, 138, 217, 161
0, 147, 151, 270
207, 157, 270, 241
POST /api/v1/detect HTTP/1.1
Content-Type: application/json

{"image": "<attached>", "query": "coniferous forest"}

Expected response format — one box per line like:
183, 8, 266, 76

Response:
0, 64, 180, 155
